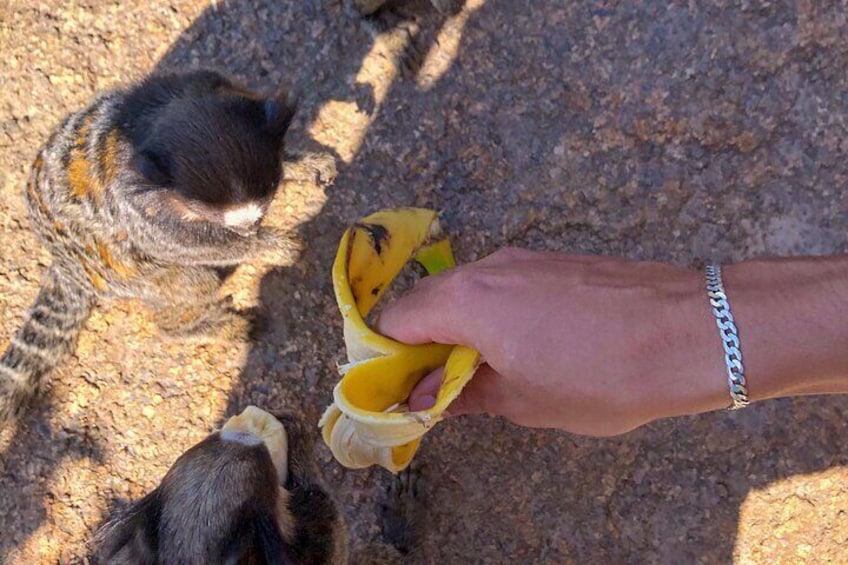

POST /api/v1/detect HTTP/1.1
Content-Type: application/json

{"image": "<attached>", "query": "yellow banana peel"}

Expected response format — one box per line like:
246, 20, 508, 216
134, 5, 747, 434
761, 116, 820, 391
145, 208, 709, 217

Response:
318, 208, 481, 473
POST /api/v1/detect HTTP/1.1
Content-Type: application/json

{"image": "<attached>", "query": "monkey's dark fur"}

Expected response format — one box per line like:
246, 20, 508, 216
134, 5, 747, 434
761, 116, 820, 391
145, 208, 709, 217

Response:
351, 0, 460, 16
90, 412, 349, 564
0, 71, 328, 427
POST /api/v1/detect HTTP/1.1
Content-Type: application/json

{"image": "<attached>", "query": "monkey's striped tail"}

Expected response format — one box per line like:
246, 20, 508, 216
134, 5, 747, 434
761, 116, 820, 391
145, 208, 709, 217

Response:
0, 266, 95, 427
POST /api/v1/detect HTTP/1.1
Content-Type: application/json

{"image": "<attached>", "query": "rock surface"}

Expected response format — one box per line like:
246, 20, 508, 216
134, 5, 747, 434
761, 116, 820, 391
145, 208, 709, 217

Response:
1, 0, 846, 562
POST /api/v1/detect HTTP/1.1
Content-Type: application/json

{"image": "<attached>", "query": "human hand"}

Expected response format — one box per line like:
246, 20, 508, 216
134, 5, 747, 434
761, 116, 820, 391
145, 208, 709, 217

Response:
377, 248, 732, 436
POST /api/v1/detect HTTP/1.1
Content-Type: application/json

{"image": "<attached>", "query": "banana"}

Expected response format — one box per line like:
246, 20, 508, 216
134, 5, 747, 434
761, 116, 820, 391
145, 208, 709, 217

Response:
221, 406, 289, 483
318, 208, 481, 473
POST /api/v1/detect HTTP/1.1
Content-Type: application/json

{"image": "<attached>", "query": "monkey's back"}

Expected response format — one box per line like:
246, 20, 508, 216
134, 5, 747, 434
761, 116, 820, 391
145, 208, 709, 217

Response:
26, 90, 149, 296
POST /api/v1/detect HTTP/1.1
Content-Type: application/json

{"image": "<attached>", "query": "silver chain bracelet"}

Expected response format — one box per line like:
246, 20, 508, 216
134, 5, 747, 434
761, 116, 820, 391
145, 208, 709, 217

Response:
705, 265, 750, 410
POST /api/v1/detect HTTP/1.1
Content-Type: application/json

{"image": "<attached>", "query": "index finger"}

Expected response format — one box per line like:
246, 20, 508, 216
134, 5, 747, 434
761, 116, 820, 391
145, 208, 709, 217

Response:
376, 269, 471, 346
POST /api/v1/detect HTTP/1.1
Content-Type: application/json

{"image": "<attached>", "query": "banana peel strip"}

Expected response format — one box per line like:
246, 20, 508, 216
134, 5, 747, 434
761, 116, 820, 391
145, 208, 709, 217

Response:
221, 406, 289, 484
319, 208, 481, 473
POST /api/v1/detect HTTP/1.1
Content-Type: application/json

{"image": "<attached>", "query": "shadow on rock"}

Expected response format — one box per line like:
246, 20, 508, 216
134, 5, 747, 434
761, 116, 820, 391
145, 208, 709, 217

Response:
4, 0, 848, 562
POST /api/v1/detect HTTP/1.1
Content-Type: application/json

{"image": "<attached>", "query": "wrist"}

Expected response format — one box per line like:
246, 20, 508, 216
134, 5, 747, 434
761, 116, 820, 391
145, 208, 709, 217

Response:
645, 255, 848, 425
723, 256, 848, 401
637, 268, 730, 423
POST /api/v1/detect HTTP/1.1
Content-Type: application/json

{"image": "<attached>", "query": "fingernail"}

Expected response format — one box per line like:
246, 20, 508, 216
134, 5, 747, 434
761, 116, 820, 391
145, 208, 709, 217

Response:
410, 394, 436, 411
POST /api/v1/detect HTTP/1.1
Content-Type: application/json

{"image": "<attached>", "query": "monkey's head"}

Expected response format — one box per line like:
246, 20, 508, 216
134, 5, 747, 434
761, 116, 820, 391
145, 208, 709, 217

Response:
92, 406, 348, 565
118, 70, 296, 237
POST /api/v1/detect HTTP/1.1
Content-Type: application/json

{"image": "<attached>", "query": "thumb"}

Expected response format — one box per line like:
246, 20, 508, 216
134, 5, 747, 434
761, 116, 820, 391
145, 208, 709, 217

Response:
408, 364, 499, 417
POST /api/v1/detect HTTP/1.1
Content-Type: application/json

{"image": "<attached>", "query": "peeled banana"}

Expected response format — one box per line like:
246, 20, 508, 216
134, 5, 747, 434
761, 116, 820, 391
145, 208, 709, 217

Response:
318, 208, 481, 473
221, 406, 289, 483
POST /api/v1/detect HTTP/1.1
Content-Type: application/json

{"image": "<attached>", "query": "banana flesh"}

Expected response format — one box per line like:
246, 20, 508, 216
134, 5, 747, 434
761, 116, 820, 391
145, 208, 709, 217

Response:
222, 406, 288, 483
319, 208, 481, 473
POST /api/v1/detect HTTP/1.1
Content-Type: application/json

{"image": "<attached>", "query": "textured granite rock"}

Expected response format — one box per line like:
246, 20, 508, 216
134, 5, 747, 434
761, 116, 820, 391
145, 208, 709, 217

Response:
1, 0, 846, 562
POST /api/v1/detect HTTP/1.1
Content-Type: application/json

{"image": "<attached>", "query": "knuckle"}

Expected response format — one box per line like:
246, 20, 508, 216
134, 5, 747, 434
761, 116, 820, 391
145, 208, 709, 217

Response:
443, 266, 491, 306
422, 267, 491, 344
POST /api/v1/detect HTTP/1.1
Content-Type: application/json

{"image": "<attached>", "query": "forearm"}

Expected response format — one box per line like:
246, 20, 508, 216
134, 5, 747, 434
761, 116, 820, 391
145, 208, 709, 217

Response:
135, 223, 284, 267
381, 247, 848, 436
727, 255, 848, 399
652, 255, 848, 423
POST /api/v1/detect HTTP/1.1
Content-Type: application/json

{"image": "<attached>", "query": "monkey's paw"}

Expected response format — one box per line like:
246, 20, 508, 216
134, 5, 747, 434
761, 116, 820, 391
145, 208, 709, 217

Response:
379, 462, 424, 556
253, 228, 302, 266
283, 151, 338, 186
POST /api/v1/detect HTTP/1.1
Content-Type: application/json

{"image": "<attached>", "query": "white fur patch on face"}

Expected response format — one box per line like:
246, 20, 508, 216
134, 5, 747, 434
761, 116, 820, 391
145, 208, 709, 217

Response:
223, 203, 263, 228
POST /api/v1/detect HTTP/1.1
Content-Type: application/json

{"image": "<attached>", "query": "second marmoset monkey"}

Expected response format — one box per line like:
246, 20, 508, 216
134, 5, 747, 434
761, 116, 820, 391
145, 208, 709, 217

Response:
0, 70, 330, 428
90, 406, 422, 564
90, 407, 350, 564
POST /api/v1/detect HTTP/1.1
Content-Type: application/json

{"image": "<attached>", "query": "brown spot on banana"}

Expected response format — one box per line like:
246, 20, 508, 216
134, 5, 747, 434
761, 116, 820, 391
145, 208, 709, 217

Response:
355, 222, 391, 255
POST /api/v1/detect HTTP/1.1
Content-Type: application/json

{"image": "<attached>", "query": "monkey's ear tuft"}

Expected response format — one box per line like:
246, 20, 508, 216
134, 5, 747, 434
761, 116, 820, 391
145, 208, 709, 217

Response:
131, 148, 173, 186
91, 491, 161, 565
264, 92, 297, 141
